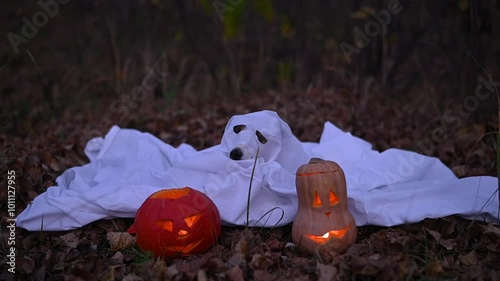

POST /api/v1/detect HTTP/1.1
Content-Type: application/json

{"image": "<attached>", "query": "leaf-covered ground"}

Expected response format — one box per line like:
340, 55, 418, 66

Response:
1, 1, 499, 280
2, 85, 499, 280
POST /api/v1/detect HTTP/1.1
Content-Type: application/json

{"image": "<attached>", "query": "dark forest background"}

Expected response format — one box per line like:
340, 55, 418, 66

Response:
2, 0, 498, 115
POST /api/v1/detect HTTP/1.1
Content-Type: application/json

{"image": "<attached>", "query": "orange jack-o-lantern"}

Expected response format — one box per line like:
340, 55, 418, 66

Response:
292, 158, 357, 254
128, 187, 221, 259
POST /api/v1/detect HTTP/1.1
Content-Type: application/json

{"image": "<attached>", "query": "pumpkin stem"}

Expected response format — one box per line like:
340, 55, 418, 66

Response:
309, 158, 322, 164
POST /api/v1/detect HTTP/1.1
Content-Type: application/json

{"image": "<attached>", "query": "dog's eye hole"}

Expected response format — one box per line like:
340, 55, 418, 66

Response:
256, 130, 268, 144
233, 124, 247, 134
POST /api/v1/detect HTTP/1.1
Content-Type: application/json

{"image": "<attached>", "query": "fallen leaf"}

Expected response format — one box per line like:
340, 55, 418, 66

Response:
166, 264, 179, 277
24, 154, 43, 179
106, 232, 136, 250
424, 227, 456, 250
344, 243, 370, 256
204, 257, 226, 272
226, 252, 244, 268
253, 269, 276, 281
480, 223, 500, 237
18, 256, 36, 274
226, 265, 244, 281
443, 216, 457, 236
33, 265, 46, 281
439, 239, 455, 251
22, 233, 38, 249
152, 258, 169, 280
291, 257, 308, 266
424, 227, 441, 242
443, 255, 454, 267
359, 264, 379, 276
316, 261, 338, 281
265, 237, 285, 251
111, 252, 124, 263
183, 256, 208, 275
425, 261, 444, 277
250, 254, 273, 270
459, 250, 477, 266
197, 269, 208, 281
487, 240, 500, 252
122, 274, 144, 281
42, 249, 52, 267
101, 265, 121, 281
48, 156, 62, 171
60, 232, 79, 249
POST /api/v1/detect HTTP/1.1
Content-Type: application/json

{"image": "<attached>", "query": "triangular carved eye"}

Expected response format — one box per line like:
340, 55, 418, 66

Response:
184, 214, 201, 227
312, 191, 322, 207
329, 190, 340, 205
155, 219, 173, 231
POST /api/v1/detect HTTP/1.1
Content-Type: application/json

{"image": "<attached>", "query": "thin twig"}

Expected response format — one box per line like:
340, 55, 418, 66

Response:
246, 146, 260, 230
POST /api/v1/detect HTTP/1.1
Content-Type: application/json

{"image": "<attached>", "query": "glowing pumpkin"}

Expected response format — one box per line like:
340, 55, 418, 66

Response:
128, 187, 221, 258
292, 158, 357, 254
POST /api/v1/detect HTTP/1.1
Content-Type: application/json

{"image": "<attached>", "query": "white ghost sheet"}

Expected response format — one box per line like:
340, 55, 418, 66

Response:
16, 110, 499, 231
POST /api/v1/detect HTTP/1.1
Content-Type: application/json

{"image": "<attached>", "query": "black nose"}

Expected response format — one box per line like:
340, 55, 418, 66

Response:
230, 148, 243, 160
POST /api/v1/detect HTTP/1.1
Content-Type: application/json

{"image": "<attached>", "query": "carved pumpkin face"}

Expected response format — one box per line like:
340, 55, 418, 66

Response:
128, 187, 221, 259
292, 158, 357, 254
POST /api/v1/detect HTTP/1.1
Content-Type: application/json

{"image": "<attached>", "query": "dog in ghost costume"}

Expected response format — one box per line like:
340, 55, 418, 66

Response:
219, 110, 310, 174
161, 110, 311, 226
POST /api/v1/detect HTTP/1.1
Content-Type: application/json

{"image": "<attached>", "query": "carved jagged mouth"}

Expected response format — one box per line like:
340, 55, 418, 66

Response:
163, 239, 203, 255
304, 224, 351, 244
